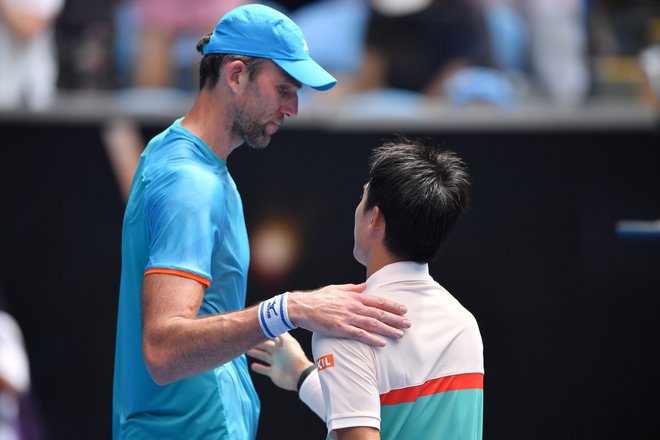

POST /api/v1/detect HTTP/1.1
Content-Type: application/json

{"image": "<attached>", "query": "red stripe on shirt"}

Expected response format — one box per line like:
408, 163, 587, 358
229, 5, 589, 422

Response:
380, 372, 484, 406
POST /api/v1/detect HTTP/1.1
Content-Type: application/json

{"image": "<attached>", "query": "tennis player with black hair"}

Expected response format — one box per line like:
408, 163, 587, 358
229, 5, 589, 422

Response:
250, 139, 484, 439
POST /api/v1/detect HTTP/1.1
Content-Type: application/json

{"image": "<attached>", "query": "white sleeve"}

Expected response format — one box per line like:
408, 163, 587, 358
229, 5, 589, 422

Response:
298, 368, 326, 421
0, 311, 30, 394
311, 332, 381, 434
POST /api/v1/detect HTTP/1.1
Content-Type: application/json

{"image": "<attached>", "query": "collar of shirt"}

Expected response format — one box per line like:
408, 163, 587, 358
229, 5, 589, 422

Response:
365, 261, 433, 292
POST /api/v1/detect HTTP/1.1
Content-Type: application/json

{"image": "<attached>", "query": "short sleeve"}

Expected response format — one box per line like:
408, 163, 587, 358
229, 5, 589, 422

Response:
312, 333, 381, 434
143, 163, 223, 287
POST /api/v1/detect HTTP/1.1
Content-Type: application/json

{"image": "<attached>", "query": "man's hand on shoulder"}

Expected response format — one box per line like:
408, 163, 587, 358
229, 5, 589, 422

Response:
286, 284, 411, 347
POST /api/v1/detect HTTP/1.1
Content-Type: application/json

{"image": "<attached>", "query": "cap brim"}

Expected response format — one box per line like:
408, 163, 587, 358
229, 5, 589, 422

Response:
273, 58, 337, 91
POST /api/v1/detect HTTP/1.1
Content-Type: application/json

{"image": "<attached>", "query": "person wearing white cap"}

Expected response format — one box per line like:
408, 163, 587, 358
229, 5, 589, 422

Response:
112, 4, 411, 439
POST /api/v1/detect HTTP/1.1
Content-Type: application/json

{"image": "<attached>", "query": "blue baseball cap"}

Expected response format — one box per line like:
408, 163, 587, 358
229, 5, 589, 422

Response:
200, 4, 337, 91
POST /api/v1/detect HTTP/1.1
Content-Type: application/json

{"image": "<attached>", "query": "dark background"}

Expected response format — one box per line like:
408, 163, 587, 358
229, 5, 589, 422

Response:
1, 121, 659, 439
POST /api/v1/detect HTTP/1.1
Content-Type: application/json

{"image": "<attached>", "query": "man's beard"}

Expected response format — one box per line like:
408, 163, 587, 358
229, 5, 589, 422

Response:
231, 104, 270, 150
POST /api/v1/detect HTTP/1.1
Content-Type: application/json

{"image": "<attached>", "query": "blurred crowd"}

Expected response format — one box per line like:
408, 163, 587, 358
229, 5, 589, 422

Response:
1, 0, 660, 110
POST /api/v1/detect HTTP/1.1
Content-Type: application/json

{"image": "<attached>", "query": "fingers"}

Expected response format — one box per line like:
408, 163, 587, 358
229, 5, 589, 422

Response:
252, 339, 276, 352
336, 295, 412, 342
336, 325, 387, 348
361, 294, 408, 316
291, 285, 411, 346
275, 332, 294, 346
335, 282, 367, 293
247, 340, 275, 357
246, 346, 271, 365
311, 283, 366, 294
250, 361, 271, 377
352, 313, 406, 341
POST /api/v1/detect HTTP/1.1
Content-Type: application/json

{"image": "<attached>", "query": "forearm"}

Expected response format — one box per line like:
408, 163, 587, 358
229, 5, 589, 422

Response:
144, 276, 409, 385
247, 332, 326, 419
144, 305, 267, 385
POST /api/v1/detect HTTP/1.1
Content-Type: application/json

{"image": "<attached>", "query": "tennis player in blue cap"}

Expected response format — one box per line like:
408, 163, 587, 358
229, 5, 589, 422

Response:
112, 4, 411, 439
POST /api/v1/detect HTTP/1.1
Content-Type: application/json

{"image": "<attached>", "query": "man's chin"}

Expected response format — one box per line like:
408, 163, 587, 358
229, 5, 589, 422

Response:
244, 135, 271, 150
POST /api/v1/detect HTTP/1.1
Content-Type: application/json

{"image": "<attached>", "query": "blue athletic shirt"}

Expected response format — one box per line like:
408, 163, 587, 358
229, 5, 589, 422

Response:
113, 119, 259, 439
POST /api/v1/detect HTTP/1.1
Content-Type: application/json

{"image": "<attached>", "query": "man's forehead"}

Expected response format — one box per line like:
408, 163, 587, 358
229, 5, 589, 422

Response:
266, 60, 302, 88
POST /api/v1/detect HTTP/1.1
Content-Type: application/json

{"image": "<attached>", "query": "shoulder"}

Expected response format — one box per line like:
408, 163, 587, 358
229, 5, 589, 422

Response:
312, 332, 375, 369
142, 134, 224, 198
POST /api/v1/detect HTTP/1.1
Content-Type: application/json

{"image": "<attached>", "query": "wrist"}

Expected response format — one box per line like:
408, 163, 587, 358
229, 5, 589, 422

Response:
285, 290, 304, 328
258, 292, 297, 339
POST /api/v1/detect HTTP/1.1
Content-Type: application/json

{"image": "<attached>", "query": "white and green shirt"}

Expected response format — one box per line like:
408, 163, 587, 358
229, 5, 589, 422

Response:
313, 262, 484, 439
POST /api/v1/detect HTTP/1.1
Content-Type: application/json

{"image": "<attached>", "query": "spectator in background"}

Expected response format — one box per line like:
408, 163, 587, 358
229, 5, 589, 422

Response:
293, 0, 516, 107
129, 0, 248, 89
525, 0, 590, 106
290, 0, 371, 82
356, 0, 494, 96
0, 0, 64, 110
359, 0, 519, 105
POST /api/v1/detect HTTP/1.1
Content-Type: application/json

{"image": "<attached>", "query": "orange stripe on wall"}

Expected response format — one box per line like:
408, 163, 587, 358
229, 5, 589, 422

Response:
144, 268, 211, 288
380, 373, 483, 406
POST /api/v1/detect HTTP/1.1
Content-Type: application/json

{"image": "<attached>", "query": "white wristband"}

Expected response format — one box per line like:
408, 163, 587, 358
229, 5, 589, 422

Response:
258, 292, 296, 339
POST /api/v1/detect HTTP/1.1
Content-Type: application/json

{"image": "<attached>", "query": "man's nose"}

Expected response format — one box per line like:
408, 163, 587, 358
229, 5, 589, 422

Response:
282, 93, 299, 118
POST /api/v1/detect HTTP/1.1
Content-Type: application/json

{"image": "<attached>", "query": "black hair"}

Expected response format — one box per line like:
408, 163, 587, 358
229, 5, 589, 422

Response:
364, 138, 471, 263
196, 35, 267, 90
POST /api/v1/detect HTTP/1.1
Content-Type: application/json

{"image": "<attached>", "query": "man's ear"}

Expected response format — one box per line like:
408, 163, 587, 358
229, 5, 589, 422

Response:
224, 60, 247, 93
368, 206, 386, 235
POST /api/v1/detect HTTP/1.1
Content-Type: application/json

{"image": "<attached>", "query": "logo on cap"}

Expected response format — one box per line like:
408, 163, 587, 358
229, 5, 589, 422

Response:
302, 39, 309, 52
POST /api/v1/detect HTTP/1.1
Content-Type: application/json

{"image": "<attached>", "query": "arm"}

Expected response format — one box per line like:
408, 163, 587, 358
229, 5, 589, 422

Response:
350, 48, 387, 92
141, 164, 409, 385
101, 118, 143, 203
142, 276, 409, 385
142, 273, 266, 385
334, 427, 380, 440
248, 332, 385, 438
288, 286, 410, 347
247, 332, 313, 391
248, 332, 326, 419
313, 333, 382, 437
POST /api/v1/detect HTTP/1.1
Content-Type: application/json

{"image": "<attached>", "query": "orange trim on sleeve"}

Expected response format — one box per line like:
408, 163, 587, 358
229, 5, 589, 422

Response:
144, 268, 211, 288
380, 372, 483, 406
